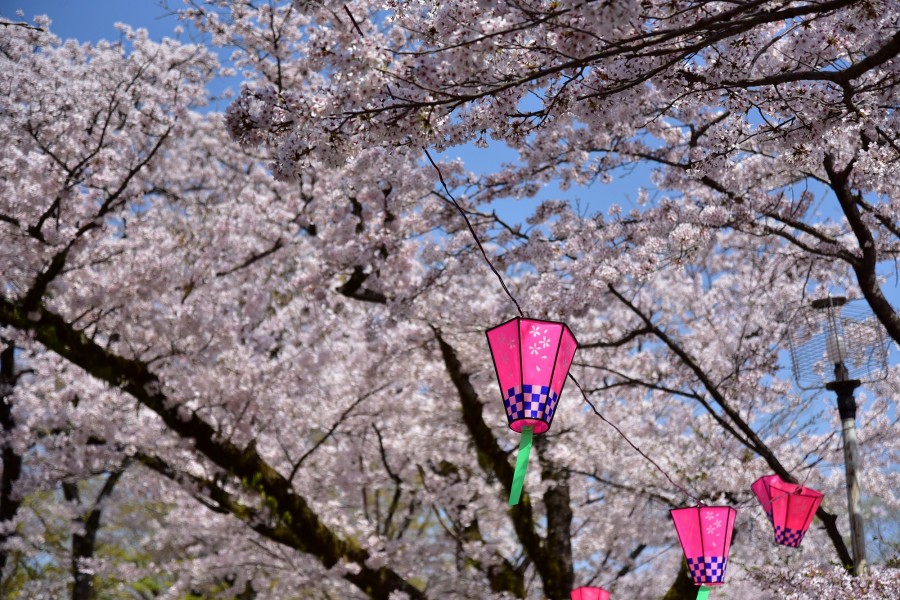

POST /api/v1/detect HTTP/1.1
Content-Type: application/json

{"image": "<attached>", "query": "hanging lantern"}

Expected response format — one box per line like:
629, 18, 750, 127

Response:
670, 505, 737, 592
751, 474, 824, 548
750, 474, 780, 524
486, 317, 578, 505
571, 586, 610, 600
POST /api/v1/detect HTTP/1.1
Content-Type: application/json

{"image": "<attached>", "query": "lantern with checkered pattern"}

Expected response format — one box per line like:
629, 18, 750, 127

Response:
486, 317, 578, 505
751, 474, 823, 548
670, 505, 737, 588
570, 586, 610, 600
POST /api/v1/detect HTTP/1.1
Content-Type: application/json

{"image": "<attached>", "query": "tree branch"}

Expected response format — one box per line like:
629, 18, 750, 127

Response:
336, 266, 388, 304
0, 297, 424, 600
823, 154, 900, 345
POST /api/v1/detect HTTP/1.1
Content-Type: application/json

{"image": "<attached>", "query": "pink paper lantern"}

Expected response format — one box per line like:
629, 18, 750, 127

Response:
750, 474, 781, 524
571, 586, 610, 600
751, 474, 824, 548
485, 317, 578, 434
670, 505, 737, 586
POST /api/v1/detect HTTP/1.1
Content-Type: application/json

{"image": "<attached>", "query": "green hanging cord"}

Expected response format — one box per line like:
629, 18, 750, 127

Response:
509, 426, 534, 505
696, 585, 711, 600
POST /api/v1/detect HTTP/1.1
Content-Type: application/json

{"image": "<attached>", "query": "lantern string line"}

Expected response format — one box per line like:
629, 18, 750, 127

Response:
755, 486, 815, 509
799, 461, 816, 489
568, 373, 702, 505
422, 148, 700, 504
423, 147, 526, 318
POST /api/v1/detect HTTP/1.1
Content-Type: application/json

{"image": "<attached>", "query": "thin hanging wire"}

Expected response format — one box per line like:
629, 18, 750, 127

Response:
568, 373, 702, 504
424, 147, 525, 318
424, 146, 701, 505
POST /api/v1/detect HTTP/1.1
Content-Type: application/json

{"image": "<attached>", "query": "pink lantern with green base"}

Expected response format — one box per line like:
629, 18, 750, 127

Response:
486, 317, 578, 505
751, 474, 824, 548
571, 586, 610, 600
670, 505, 737, 599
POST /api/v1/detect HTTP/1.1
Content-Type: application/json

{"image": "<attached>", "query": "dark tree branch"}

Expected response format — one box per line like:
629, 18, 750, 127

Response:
823, 154, 900, 345
614, 543, 647, 581
371, 423, 404, 537
288, 382, 391, 483
215, 238, 284, 277
336, 266, 388, 304
422, 460, 527, 596
137, 452, 310, 548
0, 21, 44, 32
534, 435, 574, 598
345, 0, 858, 122
566, 468, 676, 507
579, 327, 653, 349
720, 31, 900, 88
0, 297, 424, 600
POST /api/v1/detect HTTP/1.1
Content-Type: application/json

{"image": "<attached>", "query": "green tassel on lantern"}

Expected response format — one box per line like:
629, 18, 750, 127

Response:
509, 425, 533, 505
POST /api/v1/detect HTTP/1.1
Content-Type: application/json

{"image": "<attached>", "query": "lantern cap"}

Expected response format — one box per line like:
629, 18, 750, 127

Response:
486, 316, 580, 346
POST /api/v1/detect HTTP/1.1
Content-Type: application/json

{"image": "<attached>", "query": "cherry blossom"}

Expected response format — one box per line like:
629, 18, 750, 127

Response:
0, 3, 898, 599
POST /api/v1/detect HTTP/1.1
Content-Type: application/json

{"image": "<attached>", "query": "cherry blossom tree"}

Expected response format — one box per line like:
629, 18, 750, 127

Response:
202, 0, 900, 585
183, 0, 900, 594
0, 3, 899, 600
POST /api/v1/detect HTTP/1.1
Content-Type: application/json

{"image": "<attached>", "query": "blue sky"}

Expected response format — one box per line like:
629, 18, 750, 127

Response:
2, 0, 179, 42
2, 0, 245, 111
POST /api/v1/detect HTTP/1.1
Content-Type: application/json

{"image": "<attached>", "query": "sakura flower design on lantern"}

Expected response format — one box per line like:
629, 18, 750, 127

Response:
570, 585, 610, 600
486, 317, 578, 505
751, 474, 824, 548
670, 505, 737, 594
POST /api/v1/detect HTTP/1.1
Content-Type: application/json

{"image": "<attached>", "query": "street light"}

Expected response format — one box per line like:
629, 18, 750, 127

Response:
787, 296, 890, 575
816, 297, 865, 575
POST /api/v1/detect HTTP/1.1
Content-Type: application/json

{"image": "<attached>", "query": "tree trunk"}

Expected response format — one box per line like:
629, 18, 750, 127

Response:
661, 559, 699, 600
63, 472, 122, 600
536, 435, 575, 599
0, 341, 23, 584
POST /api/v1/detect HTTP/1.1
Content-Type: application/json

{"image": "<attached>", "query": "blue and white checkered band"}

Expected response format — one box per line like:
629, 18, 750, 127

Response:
503, 385, 560, 423
686, 556, 727, 584
774, 525, 805, 547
